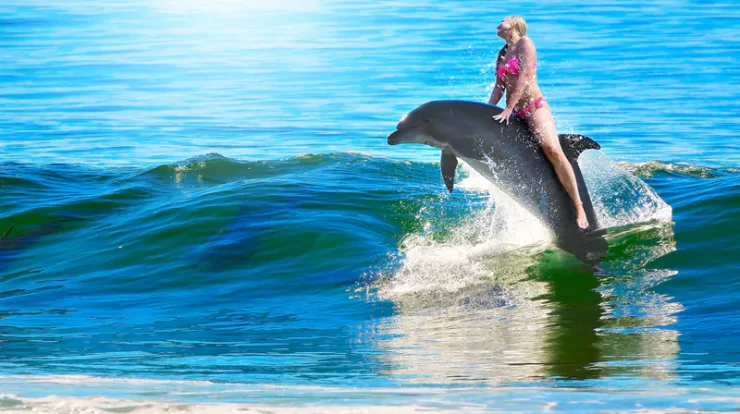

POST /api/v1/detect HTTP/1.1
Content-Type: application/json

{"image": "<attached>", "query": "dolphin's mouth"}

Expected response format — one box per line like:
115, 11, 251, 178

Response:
387, 129, 402, 145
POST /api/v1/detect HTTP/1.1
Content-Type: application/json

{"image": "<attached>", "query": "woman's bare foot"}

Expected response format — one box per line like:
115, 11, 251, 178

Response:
575, 204, 589, 229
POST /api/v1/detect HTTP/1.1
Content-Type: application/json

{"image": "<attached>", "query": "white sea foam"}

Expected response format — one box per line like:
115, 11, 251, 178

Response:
0, 395, 472, 414
378, 150, 672, 301
1, 375, 736, 413
376, 161, 553, 298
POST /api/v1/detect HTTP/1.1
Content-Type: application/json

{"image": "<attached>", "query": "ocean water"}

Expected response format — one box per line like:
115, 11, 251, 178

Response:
0, 0, 739, 412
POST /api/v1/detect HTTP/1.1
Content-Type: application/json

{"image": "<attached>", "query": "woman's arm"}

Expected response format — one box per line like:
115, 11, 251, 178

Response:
488, 47, 507, 105
488, 78, 505, 105
505, 37, 536, 109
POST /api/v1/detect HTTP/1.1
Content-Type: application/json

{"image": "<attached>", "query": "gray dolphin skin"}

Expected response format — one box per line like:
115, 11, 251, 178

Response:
388, 100, 607, 264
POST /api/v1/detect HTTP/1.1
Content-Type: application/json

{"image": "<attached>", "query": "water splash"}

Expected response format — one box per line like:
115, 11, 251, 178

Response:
580, 151, 673, 228
377, 149, 674, 297
376, 161, 553, 301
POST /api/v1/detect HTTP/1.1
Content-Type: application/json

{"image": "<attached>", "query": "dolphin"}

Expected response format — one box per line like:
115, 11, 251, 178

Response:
387, 100, 607, 264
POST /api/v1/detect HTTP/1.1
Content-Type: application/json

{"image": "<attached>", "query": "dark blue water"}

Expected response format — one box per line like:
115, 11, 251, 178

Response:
0, 1, 738, 412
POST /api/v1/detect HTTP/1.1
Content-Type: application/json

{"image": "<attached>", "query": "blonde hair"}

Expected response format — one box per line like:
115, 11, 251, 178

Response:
505, 15, 528, 37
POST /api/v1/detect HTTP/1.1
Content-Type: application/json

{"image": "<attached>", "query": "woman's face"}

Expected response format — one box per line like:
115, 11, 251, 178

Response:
497, 18, 512, 39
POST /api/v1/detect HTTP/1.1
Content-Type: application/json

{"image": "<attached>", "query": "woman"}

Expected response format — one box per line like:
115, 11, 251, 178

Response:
489, 16, 589, 229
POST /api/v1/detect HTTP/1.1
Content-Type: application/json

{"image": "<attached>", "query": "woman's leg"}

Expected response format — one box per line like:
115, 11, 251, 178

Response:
527, 104, 589, 229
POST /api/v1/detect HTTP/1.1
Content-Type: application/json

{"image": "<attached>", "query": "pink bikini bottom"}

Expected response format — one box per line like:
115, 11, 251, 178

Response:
516, 96, 546, 118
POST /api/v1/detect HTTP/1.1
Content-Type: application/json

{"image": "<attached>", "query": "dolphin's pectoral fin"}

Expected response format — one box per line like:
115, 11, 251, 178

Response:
440, 149, 458, 192
558, 134, 601, 161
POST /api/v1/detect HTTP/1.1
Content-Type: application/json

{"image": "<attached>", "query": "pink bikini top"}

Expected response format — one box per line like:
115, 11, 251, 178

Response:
497, 57, 537, 80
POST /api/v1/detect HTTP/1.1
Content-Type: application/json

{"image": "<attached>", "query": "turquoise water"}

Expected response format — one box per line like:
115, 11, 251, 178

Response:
0, 1, 739, 412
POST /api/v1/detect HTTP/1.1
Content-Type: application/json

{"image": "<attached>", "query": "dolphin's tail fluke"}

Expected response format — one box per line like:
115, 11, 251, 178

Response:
559, 134, 600, 161
559, 227, 609, 267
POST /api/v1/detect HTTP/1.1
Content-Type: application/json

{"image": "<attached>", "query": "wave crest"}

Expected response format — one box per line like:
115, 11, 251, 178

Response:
619, 160, 727, 178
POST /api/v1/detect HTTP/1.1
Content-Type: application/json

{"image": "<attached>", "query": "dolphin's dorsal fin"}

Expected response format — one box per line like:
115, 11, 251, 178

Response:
558, 134, 601, 161
440, 148, 458, 192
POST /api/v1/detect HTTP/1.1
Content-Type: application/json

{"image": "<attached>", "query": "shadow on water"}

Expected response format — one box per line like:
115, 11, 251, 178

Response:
372, 220, 679, 385
0, 219, 76, 278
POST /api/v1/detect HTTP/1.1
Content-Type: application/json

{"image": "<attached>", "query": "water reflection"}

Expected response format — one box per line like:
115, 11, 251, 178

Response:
537, 253, 604, 380
373, 221, 680, 385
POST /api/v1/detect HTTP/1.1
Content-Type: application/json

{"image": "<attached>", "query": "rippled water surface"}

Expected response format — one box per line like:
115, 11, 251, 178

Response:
0, 1, 738, 412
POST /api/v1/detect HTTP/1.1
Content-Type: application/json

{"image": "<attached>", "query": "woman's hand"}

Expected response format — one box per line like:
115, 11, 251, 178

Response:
492, 107, 514, 125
